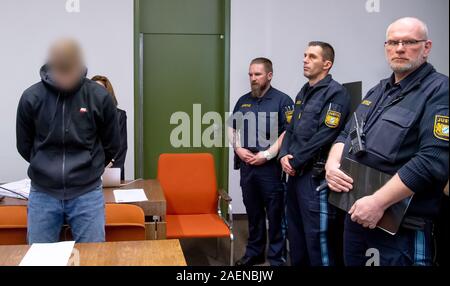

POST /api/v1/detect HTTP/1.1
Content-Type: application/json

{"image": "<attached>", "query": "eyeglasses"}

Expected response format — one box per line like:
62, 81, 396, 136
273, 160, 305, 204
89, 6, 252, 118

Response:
385, 39, 427, 48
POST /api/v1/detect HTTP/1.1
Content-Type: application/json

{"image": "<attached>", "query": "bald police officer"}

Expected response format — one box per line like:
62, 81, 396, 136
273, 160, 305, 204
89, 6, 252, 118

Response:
228, 58, 294, 266
279, 42, 350, 266
325, 17, 449, 266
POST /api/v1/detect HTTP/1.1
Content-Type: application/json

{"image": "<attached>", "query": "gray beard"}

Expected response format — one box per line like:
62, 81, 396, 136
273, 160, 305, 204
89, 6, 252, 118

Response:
391, 63, 414, 74
390, 58, 424, 75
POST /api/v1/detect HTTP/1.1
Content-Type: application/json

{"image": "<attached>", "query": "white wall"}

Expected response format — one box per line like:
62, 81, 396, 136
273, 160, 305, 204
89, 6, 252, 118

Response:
0, 0, 135, 182
229, 0, 450, 213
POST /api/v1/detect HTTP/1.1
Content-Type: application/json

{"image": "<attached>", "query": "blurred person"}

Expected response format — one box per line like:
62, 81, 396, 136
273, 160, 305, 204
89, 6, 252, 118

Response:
16, 39, 120, 244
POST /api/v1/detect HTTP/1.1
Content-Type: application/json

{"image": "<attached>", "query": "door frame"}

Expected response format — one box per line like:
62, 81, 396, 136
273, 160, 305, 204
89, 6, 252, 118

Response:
133, 0, 231, 190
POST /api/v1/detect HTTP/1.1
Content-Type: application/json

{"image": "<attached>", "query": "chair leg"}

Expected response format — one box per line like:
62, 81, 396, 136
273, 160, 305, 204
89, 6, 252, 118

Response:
215, 237, 220, 259
230, 233, 235, 266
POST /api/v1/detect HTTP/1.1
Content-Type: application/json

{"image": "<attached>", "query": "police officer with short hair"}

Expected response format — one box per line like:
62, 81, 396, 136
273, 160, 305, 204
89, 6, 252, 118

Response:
228, 58, 294, 266
279, 42, 351, 266
325, 17, 449, 266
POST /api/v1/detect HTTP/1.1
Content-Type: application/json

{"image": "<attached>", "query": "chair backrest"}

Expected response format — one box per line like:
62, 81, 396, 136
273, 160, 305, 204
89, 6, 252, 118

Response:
105, 204, 146, 242
0, 206, 28, 245
343, 81, 363, 115
157, 153, 218, 215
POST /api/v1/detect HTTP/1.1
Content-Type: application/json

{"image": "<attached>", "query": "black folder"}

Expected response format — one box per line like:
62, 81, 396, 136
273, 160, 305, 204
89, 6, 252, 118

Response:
328, 157, 413, 235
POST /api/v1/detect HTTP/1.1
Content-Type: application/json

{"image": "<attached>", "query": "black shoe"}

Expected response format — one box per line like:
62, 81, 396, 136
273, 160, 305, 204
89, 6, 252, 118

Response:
269, 260, 286, 267
235, 255, 266, 266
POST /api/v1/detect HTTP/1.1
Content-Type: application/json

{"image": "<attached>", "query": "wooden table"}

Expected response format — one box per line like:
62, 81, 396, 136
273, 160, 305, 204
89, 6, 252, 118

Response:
104, 180, 167, 240
0, 240, 186, 266
0, 180, 167, 240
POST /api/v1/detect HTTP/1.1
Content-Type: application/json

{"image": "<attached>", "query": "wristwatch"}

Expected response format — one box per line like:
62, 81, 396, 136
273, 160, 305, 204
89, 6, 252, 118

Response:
263, 150, 275, 161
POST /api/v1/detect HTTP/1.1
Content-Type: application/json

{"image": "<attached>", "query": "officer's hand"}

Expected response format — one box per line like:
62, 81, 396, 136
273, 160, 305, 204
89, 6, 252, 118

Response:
281, 155, 296, 177
235, 148, 255, 164
349, 195, 385, 229
248, 152, 267, 166
325, 160, 353, 193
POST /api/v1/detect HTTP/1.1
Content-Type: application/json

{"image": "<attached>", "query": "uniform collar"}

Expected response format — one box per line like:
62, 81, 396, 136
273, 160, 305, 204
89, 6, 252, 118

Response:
305, 74, 333, 90
384, 62, 435, 93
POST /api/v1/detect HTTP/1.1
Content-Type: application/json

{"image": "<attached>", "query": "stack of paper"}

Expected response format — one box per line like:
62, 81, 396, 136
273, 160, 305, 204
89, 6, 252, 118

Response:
19, 241, 76, 266
0, 179, 31, 199
113, 189, 148, 203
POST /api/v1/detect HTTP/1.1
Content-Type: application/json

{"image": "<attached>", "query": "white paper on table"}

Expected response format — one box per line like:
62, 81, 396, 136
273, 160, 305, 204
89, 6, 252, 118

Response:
113, 189, 148, 203
0, 179, 31, 199
19, 241, 75, 266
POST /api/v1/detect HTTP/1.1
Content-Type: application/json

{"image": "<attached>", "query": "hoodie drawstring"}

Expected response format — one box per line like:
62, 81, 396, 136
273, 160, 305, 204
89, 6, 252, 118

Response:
51, 93, 61, 124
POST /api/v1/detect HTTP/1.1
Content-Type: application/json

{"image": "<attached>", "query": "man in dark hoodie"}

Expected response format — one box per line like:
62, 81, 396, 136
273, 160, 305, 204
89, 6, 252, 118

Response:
16, 39, 120, 244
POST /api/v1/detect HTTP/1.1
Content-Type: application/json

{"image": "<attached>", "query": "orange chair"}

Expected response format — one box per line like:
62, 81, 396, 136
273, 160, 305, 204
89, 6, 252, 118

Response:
105, 204, 146, 242
157, 153, 234, 265
0, 206, 28, 245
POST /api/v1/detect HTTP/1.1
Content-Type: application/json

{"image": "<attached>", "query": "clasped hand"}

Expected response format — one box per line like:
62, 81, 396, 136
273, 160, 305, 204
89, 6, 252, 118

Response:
235, 148, 267, 166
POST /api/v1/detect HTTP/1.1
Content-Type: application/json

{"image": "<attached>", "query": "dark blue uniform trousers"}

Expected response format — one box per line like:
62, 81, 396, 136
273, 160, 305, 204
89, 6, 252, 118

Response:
287, 170, 338, 266
240, 161, 286, 266
344, 215, 433, 266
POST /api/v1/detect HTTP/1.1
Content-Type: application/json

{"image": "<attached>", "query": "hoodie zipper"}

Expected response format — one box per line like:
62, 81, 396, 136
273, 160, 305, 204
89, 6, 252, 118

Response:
62, 96, 66, 193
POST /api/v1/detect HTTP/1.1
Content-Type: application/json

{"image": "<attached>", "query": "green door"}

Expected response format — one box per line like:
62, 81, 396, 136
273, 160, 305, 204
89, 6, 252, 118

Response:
136, 0, 229, 187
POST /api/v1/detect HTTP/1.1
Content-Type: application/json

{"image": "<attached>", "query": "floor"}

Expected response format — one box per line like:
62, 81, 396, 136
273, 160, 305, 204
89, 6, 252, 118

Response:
180, 215, 278, 266
180, 199, 450, 266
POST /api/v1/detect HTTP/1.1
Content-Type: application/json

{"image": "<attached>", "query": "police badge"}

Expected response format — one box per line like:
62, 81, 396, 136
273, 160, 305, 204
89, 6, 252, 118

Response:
284, 105, 294, 124
325, 110, 341, 128
434, 115, 449, 141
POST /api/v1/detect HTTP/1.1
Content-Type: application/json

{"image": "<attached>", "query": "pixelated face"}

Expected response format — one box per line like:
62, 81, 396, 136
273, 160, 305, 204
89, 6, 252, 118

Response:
49, 58, 83, 91
48, 40, 85, 91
